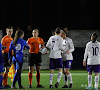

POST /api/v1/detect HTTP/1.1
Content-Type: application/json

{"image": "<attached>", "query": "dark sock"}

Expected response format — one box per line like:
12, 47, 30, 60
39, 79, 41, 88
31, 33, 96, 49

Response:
18, 73, 21, 87
65, 74, 67, 81
12, 72, 18, 87
36, 70, 40, 85
0, 75, 3, 88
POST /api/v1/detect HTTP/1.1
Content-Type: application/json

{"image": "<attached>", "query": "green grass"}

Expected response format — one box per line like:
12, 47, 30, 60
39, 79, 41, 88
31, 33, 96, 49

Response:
6, 70, 100, 90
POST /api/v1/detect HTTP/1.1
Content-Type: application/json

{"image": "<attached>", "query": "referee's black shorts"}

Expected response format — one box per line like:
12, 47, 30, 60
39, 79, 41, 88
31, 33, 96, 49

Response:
2, 52, 10, 67
29, 53, 42, 66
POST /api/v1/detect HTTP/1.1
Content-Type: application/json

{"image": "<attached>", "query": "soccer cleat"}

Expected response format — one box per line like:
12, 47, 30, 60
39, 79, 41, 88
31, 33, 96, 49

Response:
94, 88, 98, 90
86, 87, 92, 90
0, 86, 6, 89
18, 85, 25, 89
37, 85, 44, 88
28, 85, 32, 88
11, 85, 17, 89
62, 85, 68, 88
49, 85, 54, 88
69, 83, 73, 88
3, 85, 11, 89
55, 82, 59, 88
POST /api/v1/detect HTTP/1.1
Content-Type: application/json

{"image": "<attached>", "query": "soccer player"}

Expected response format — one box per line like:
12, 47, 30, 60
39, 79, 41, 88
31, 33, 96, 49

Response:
83, 32, 100, 90
0, 43, 5, 89
8, 30, 29, 89
60, 28, 74, 88
46, 27, 64, 88
1, 26, 13, 88
27, 29, 45, 88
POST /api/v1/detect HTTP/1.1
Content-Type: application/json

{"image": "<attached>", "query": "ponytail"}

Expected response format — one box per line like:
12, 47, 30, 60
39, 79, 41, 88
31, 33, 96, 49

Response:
13, 30, 24, 46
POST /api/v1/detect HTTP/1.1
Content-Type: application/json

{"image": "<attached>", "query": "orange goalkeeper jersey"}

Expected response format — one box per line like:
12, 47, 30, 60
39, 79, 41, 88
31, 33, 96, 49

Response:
27, 37, 44, 53
1, 35, 13, 53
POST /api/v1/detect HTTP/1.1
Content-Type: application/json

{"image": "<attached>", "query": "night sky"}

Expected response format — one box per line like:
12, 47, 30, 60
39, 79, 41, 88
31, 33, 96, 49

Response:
0, 0, 100, 41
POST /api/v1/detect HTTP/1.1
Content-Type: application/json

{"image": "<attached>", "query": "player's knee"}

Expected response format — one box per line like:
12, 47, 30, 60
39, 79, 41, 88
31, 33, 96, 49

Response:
95, 73, 99, 76
0, 72, 3, 75
88, 72, 92, 75
51, 70, 54, 74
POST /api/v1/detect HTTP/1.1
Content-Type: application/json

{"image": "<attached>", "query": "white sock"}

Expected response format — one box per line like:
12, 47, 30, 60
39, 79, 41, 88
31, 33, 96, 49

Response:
95, 75, 99, 88
63, 74, 68, 85
67, 73, 73, 84
88, 75, 92, 87
57, 72, 62, 83
49, 73, 53, 85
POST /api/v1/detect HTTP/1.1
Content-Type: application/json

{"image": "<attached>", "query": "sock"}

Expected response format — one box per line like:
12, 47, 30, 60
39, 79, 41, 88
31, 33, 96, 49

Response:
88, 75, 92, 87
36, 70, 40, 85
95, 75, 99, 88
67, 73, 73, 84
49, 73, 53, 85
28, 72, 32, 85
2, 73, 8, 85
18, 73, 21, 87
12, 72, 19, 87
63, 74, 68, 85
57, 72, 62, 83
0, 75, 3, 88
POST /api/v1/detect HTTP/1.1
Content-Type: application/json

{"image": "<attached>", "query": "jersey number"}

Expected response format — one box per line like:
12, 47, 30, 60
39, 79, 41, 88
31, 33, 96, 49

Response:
16, 44, 21, 50
52, 41, 55, 49
92, 47, 99, 56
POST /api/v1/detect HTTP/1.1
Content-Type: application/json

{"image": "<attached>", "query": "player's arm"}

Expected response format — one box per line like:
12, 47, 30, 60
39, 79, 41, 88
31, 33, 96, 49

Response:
46, 37, 51, 49
8, 42, 14, 63
1, 38, 7, 50
24, 40, 30, 49
83, 44, 88, 67
0, 43, 4, 63
67, 39, 75, 54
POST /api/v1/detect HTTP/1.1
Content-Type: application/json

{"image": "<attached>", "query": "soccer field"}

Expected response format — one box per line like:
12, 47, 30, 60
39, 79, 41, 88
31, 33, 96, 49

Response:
7, 70, 100, 90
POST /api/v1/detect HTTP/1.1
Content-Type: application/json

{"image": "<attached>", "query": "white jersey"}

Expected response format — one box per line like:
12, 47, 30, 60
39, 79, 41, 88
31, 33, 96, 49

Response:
46, 35, 63, 58
83, 41, 100, 65
62, 37, 74, 61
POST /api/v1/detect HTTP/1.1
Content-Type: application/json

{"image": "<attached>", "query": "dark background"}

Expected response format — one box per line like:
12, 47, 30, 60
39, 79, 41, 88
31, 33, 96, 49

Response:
0, 0, 100, 69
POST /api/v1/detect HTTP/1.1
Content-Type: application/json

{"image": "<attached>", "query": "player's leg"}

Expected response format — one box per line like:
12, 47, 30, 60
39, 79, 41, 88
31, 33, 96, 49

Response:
36, 66, 44, 88
94, 73, 99, 90
62, 61, 68, 88
55, 58, 63, 88
2, 53, 10, 88
65, 60, 73, 88
94, 65, 100, 90
49, 58, 56, 88
49, 70, 54, 88
0, 73, 3, 89
0, 63, 5, 89
86, 65, 93, 90
28, 66, 34, 88
28, 53, 34, 88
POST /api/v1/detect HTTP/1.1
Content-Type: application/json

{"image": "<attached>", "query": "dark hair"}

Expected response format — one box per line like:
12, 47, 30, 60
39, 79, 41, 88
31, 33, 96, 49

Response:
91, 32, 98, 43
6, 26, 13, 29
13, 30, 24, 46
63, 27, 68, 36
55, 27, 61, 34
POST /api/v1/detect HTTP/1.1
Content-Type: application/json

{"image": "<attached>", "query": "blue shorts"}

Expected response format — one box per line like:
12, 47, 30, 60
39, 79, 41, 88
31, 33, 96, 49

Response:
49, 58, 63, 69
87, 65, 100, 73
63, 60, 73, 69
0, 63, 4, 73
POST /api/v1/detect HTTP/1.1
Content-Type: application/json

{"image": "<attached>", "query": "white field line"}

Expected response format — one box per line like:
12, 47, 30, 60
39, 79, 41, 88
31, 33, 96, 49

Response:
21, 73, 88, 75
